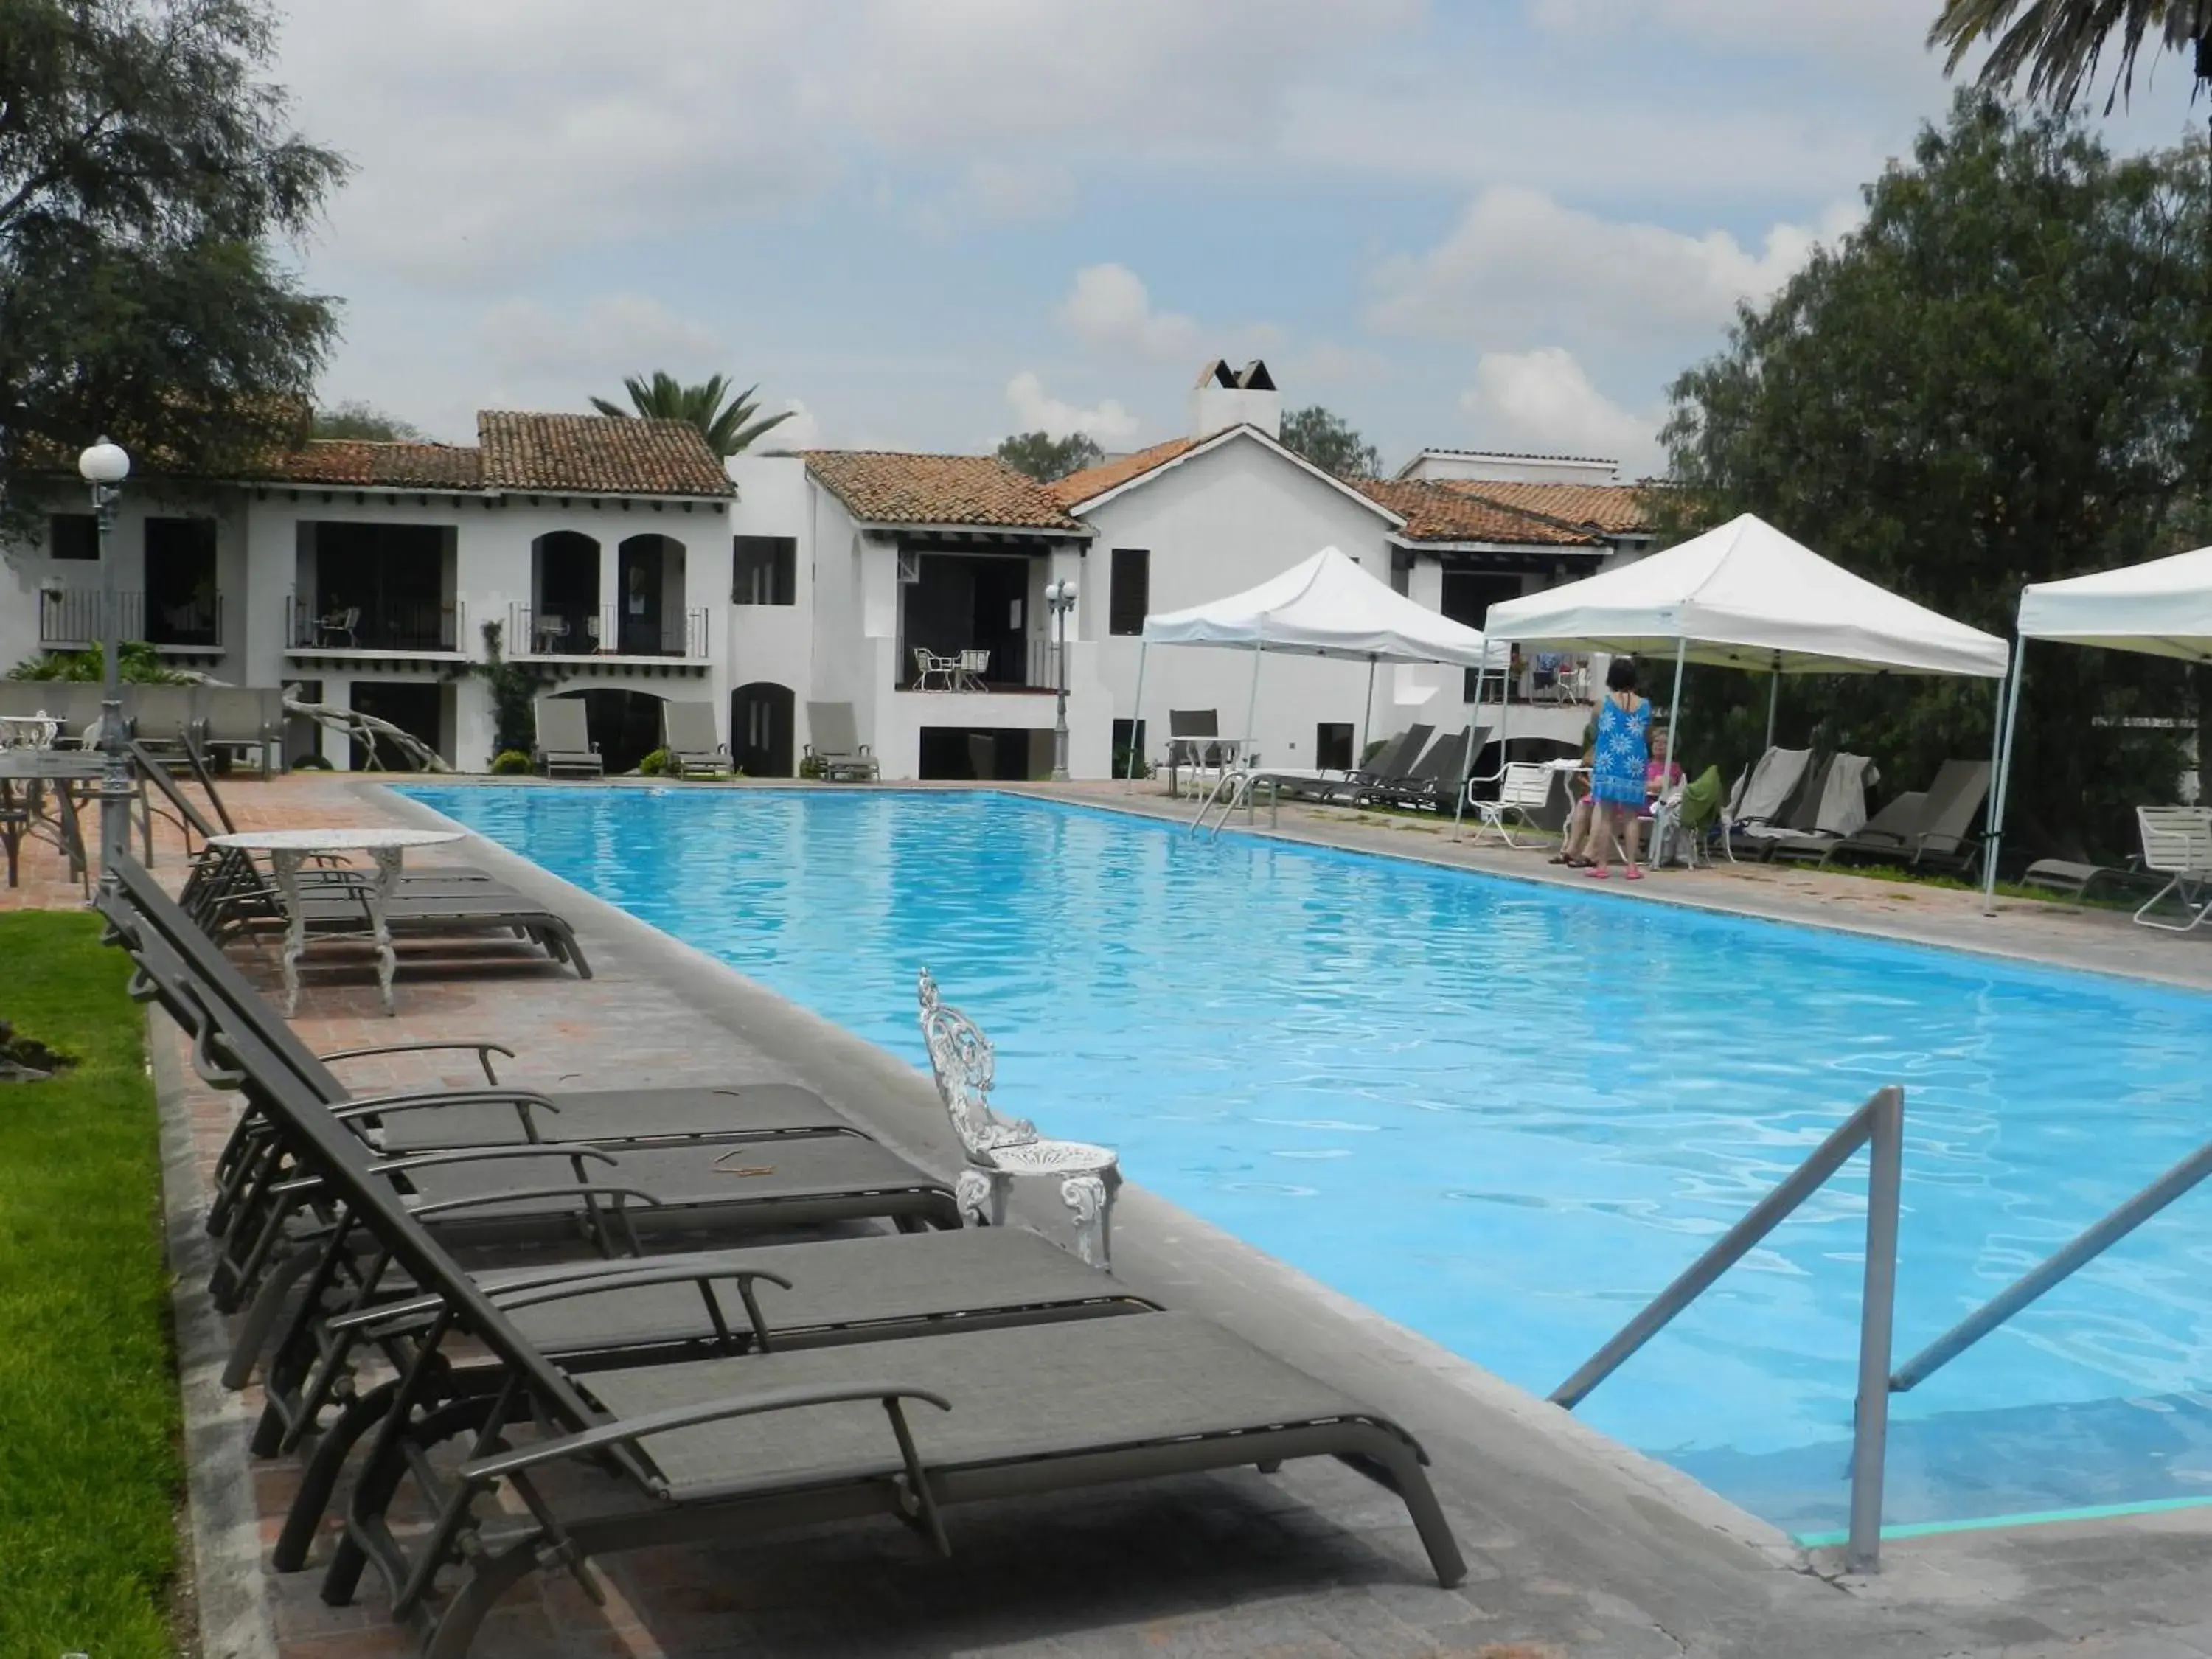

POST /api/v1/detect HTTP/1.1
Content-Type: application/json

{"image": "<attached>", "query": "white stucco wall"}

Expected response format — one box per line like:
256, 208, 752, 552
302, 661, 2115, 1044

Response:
1082, 435, 1404, 769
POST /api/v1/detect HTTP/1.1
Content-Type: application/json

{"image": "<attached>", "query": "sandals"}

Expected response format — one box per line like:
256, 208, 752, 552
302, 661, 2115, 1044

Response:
1583, 866, 1610, 880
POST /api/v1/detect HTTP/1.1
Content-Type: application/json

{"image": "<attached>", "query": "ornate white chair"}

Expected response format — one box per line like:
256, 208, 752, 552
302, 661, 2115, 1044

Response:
916, 967, 1120, 1267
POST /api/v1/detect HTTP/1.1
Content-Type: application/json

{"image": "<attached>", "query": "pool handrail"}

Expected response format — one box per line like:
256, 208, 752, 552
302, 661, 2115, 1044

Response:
1891, 1133, 2212, 1395
1549, 1084, 1904, 1575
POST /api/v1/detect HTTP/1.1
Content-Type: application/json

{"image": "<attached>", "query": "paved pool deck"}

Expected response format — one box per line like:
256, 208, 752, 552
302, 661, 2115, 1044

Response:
15, 771, 2212, 1658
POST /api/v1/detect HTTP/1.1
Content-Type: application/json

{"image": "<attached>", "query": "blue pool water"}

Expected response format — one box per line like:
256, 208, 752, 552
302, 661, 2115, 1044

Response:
403, 785, 2212, 1537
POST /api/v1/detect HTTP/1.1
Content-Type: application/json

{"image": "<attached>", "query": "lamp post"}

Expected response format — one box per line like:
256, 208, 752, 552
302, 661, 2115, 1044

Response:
1044, 577, 1077, 782
79, 437, 131, 883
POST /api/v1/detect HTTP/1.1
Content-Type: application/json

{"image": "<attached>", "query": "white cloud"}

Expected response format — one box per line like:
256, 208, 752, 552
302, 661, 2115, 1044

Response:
1057, 265, 1203, 365
276, 0, 1420, 286
1459, 348, 1664, 475
1368, 186, 1857, 348
479, 294, 727, 385
760, 400, 825, 451
958, 159, 1077, 222
1004, 370, 1141, 444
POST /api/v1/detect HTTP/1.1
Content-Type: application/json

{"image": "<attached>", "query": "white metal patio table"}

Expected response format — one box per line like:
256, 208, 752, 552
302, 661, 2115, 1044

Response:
0, 713, 61, 749
206, 827, 463, 1016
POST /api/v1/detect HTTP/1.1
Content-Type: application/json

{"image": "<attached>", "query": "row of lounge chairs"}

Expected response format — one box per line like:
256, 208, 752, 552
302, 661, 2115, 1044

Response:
1718, 750, 1993, 874
1238, 723, 1492, 815
0, 680, 284, 775
531, 698, 882, 782
97, 858, 1465, 1655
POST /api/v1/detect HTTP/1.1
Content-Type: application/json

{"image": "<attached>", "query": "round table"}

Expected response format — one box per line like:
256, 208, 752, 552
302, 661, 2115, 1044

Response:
206, 827, 464, 1015
0, 713, 60, 749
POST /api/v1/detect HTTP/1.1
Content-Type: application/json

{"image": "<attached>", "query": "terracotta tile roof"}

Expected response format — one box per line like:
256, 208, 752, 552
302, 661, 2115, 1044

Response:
802, 451, 1085, 532
1049, 435, 1201, 506
260, 439, 484, 490
1436, 479, 1655, 536
1355, 479, 1606, 547
243, 411, 732, 496
478, 411, 732, 497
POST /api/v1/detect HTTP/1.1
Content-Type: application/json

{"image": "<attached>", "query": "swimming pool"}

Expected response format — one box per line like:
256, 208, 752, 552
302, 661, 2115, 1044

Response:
403, 784, 2212, 1540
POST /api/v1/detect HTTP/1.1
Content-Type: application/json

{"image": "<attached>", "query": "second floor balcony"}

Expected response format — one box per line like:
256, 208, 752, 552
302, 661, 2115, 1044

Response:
39, 587, 223, 654
511, 602, 709, 662
288, 593, 462, 655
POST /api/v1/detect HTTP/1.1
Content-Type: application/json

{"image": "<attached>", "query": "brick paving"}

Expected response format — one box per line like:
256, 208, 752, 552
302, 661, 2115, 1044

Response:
14, 769, 2212, 1655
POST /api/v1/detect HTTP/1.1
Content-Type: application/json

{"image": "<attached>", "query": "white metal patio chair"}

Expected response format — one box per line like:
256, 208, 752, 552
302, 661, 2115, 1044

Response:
2134, 806, 2212, 932
1470, 761, 1559, 847
955, 648, 991, 690
917, 967, 1120, 1267
911, 647, 953, 690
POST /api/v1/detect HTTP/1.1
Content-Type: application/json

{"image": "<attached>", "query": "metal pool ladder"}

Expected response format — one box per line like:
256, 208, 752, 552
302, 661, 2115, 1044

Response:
1549, 1085, 1905, 1573
1889, 1119, 2212, 1395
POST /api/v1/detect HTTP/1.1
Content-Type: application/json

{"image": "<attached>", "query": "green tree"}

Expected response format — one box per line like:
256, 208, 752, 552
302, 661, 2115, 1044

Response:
1664, 95, 2203, 860
590, 372, 793, 457
1278, 405, 1382, 479
995, 430, 1103, 482
1929, 0, 2203, 111
313, 400, 424, 442
0, 0, 346, 532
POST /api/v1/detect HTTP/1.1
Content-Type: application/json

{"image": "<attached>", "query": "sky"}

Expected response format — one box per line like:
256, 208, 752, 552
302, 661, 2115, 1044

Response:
271, 0, 2199, 478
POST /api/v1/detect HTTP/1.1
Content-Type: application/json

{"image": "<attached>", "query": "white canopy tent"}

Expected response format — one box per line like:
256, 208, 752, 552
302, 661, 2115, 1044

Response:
1129, 544, 1496, 790
1485, 514, 2010, 841
1985, 546, 2212, 909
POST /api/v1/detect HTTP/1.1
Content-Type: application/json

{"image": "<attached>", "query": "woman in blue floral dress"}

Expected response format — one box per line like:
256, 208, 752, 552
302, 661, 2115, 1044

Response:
1586, 657, 1652, 880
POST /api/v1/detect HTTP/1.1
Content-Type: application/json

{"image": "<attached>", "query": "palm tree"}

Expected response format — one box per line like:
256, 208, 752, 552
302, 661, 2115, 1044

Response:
1929, 1, 2211, 111
589, 372, 795, 458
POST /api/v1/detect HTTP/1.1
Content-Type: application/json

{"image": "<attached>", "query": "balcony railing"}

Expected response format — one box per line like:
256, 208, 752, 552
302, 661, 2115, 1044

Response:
509, 603, 709, 660
289, 594, 462, 653
1464, 652, 1594, 706
39, 588, 222, 649
898, 636, 1062, 692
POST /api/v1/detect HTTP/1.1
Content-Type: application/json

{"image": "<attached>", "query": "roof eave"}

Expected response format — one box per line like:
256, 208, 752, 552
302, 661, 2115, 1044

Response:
1391, 535, 1606, 554
850, 516, 1091, 539
1068, 425, 1407, 529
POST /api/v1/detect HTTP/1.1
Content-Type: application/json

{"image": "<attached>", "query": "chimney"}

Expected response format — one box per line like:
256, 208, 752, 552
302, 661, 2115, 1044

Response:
1189, 358, 1281, 439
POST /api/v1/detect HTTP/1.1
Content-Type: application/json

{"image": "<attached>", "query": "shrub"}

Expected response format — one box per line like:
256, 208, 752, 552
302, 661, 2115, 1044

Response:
490, 749, 532, 776
638, 747, 675, 777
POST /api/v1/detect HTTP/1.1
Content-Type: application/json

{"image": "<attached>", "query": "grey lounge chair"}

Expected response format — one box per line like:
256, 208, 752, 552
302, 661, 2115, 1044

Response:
262, 1225, 1161, 1568
1265, 723, 1433, 805
129, 683, 201, 753
1359, 726, 1482, 813
1826, 759, 1992, 874
1729, 750, 1832, 861
1761, 754, 1880, 864
532, 697, 602, 777
201, 686, 284, 779
661, 700, 726, 778
131, 997, 1467, 1650
803, 702, 877, 780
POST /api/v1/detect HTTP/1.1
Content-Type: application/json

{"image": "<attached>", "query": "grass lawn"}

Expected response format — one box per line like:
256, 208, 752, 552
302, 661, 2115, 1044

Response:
0, 911, 179, 1656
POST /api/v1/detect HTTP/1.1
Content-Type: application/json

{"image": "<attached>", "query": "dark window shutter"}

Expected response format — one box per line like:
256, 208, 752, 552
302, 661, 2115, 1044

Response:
1109, 547, 1150, 636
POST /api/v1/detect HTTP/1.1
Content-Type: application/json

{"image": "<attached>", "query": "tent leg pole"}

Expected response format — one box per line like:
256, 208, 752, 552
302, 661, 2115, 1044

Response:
1663, 639, 1688, 870
1983, 641, 2027, 916
1765, 669, 1779, 750
1359, 655, 1376, 771
1242, 647, 1263, 772
1125, 643, 1147, 793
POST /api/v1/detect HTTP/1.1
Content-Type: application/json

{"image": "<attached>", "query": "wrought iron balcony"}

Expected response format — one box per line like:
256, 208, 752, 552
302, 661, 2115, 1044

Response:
38, 588, 222, 650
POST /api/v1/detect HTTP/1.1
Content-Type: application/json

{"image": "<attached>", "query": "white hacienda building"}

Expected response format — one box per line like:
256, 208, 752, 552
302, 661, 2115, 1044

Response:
0, 366, 1653, 778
